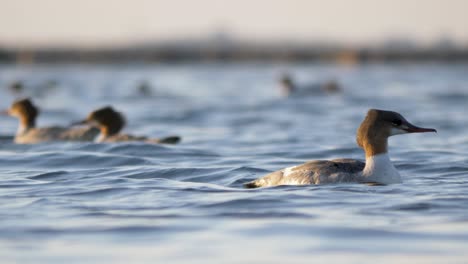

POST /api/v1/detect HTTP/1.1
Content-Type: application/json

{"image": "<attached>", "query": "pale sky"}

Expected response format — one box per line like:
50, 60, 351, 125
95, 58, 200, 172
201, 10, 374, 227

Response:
1, 0, 467, 47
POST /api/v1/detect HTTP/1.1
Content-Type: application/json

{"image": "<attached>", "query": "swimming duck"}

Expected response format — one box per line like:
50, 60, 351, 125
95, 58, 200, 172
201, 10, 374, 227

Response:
136, 81, 153, 96
6, 80, 59, 98
279, 73, 342, 97
245, 109, 436, 188
8, 80, 24, 95
2, 98, 99, 144
75, 106, 181, 144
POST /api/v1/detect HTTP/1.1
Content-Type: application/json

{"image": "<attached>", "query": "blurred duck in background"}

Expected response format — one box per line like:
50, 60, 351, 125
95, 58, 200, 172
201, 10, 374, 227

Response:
7, 80, 59, 99
74, 106, 181, 144
136, 81, 153, 97
2, 98, 99, 144
8, 80, 24, 96
279, 73, 342, 97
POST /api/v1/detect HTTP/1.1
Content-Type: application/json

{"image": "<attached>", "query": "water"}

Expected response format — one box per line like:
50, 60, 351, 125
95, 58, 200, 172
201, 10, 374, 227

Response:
0, 63, 468, 263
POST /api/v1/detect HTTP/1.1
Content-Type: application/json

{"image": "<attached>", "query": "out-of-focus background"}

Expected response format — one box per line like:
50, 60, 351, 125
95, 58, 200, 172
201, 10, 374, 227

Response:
1, 1, 468, 264
1, 0, 468, 63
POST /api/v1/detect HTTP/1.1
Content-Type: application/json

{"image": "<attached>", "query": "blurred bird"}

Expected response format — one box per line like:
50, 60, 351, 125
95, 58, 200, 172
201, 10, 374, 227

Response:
74, 106, 181, 144
7, 80, 25, 96
279, 73, 342, 97
2, 98, 99, 144
6, 79, 59, 98
136, 81, 153, 96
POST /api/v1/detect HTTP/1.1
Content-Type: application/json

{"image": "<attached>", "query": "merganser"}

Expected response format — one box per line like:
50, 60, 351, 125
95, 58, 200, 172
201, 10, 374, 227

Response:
3, 98, 99, 144
75, 106, 181, 144
136, 81, 153, 96
279, 73, 341, 97
245, 109, 436, 188
7, 80, 58, 98
8, 80, 24, 95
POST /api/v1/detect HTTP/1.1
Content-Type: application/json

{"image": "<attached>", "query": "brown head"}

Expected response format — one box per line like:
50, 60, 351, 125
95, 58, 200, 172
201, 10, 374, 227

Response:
78, 106, 126, 137
356, 109, 436, 157
5, 98, 39, 128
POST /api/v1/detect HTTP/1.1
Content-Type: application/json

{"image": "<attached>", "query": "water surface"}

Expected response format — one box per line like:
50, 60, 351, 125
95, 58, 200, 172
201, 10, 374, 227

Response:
0, 63, 468, 263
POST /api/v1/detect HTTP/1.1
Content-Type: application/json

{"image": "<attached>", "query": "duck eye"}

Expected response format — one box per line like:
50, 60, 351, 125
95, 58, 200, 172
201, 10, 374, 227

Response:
392, 119, 402, 126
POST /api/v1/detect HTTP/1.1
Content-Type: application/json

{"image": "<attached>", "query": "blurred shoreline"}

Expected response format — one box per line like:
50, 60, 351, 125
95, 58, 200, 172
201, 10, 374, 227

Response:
1, 40, 468, 64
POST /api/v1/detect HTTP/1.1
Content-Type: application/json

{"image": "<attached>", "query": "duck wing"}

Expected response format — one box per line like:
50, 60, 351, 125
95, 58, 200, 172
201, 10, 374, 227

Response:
245, 158, 365, 188
104, 133, 147, 142
59, 127, 100, 141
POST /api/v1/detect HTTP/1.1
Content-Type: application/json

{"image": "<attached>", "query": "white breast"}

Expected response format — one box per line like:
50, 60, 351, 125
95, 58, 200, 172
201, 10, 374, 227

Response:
361, 153, 402, 184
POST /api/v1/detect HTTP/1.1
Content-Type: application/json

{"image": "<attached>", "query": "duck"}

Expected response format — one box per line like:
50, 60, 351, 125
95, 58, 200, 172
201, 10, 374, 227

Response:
245, 109, 436, 188
2, 98, 99, 144
136, 81, 153, 96
8, 80, 24, 96
74, 106, 181, 144
6, 80, 59, 98
279, 73, 341, 97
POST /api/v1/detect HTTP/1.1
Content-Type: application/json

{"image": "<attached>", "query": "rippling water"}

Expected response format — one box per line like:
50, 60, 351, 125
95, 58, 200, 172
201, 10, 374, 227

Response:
1, 63, 468, 263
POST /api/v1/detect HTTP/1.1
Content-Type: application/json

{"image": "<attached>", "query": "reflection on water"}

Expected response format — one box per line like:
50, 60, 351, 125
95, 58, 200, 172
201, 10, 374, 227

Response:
0, 63, 468, 263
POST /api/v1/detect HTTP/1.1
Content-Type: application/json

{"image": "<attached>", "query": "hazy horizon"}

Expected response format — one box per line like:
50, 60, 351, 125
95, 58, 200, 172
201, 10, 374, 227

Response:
1, 0, 467, 48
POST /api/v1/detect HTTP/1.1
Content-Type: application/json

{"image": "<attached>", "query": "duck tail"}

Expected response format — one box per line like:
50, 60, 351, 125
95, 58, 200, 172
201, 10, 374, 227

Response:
156, 136, 181, 144
243, 180, 261, 189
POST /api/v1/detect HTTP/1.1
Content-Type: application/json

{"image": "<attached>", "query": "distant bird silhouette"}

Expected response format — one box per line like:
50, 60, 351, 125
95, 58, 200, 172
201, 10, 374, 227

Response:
279, 73, 342, 97
136, 81, 153, 96
7, 81, 25, 96
6, 80, 59, 98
